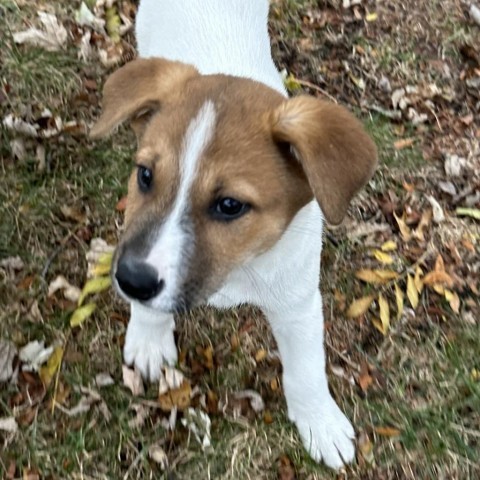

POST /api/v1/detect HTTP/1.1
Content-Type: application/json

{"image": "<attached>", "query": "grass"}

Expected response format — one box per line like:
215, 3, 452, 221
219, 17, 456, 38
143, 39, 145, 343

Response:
1, 1, 479, 479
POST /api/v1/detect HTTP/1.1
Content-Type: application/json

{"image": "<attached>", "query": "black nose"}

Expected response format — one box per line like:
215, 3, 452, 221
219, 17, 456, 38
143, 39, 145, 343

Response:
115, 257, 164, 301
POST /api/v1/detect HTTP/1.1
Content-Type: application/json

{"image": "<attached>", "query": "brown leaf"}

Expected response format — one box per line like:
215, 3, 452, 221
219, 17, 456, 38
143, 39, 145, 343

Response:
394, 138, 415, 150
278, 455, 296, 480
423, 271, 454, 288
60, 205, 87, 224
158, 380, 191, 412
375, 426, 401, 437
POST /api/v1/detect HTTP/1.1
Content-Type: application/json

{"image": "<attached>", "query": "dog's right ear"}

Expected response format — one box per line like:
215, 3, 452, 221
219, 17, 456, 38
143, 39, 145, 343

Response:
90, 58, 198, 139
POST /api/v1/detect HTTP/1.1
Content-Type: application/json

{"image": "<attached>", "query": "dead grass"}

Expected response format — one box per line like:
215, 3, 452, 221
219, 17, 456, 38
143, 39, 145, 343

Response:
1, 0, 479, 479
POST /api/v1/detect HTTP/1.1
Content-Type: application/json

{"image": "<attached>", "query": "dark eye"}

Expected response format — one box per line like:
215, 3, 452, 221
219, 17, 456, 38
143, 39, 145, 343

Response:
137, 165, 153, 192
210, 197, 250, 221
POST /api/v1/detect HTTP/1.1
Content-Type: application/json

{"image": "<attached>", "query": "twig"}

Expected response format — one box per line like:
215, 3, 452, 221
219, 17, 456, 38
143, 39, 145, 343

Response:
41, 231, 75, 279
294, 78, 339, 103
326, 339, 361, 372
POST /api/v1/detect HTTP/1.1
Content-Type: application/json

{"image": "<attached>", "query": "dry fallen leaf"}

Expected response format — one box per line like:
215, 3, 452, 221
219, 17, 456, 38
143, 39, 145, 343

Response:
233, 389, 265, 413
122, 365, 145, 396
346, 295, 376, 318
0, 340, 17, 383
77, 276, 112, 306
394, 212, 412, 241
19, 341, 54, 371
180, 408, 211, 449
39, 346, 63, 387
158, 380, 191, 412
278, 454, 296, 480
378, 294, 390, 335
372, 249, 394, 265
381, 240, 397, 252
47, 275, 81, 303
414, 266, 424, 294
0, 417, 18, 433
148, 442, 168, 470
407, 274, 419, 309
356, 269, 399, 284
444, 289, 460, 314
357, 431, 374, 464
423, 271, 454, 288
375, 426, 402, 437
70, 302, 97, 328
456, 207, 480, 220
13, 12, 68, 52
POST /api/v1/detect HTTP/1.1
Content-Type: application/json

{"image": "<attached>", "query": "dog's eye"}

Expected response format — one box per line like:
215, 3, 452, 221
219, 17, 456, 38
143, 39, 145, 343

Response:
137, 165, 153, 192
210, 197, 250, 221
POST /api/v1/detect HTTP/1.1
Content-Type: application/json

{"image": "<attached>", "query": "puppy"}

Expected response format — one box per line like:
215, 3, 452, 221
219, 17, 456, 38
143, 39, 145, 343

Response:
91, 0, 377, 469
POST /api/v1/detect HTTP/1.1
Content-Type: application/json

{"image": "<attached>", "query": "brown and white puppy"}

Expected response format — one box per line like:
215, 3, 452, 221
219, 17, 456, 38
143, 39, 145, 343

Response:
91, 0, 377, 470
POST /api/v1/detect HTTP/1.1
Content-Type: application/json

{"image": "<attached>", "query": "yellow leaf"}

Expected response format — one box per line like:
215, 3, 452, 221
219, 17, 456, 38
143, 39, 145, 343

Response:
97, 251, 114, 266
381, 240, 397, 252
393, 212, 412, 241
355, 269, 398, 284
444, 289, 460, 314
378, 294, 390, 335
456, 207, 480, 220
70, 302, 97, 328
394, 283, 404, 320
372, 318, 383, 334
346, 295, 375, 318
90, 263, 112, 277
78, 276, 112, 306
414, 266, 424, 294
373, 249, 394, 265
407, 274, 419, 309
365, 12, 378, 22
284, 74, 302, 92
39, 346, 64, 387
105, 7, 121, 43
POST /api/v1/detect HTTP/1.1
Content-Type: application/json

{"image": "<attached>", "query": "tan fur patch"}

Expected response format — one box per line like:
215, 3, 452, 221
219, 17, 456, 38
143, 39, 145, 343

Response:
91, 58, 376, 305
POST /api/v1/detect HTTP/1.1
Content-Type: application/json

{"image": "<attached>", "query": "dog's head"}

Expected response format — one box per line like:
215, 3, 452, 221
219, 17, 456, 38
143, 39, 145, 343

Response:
91, 58, 377, 312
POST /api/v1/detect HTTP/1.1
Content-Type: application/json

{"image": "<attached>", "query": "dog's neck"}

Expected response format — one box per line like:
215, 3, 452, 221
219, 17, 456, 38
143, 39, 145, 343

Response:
135, 0, 286, 95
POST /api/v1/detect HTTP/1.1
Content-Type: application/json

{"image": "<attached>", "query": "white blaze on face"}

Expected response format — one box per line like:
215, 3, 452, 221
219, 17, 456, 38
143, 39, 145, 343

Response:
146, 100, 216, 309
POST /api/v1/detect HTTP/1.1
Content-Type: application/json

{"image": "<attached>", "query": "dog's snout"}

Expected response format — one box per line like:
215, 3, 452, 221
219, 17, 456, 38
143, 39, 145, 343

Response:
115, 256, 164, 301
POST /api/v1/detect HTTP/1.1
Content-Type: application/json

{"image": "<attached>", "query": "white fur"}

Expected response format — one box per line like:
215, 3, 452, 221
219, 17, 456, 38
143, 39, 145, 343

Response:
135, 0, 286, 95
125, 0, 355, 470
145, 101, 216, 311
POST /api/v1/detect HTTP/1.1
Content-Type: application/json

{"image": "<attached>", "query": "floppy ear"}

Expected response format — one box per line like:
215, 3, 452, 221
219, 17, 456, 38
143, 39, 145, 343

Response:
271, 96, 377, 225
90, 58, 198, 139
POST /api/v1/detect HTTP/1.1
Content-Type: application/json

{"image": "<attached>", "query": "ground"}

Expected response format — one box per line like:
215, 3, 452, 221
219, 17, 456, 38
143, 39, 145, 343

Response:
0, 0, 479, 479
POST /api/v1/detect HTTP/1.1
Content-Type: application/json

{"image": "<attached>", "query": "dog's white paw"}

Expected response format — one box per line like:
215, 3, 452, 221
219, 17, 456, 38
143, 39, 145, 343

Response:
123, 320, 177, 381
292, 398, 355, 470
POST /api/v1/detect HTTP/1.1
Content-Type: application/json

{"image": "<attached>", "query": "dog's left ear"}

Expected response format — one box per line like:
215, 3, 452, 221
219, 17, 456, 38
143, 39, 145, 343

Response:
271, 96, 377, 225
90, 58, 198, 139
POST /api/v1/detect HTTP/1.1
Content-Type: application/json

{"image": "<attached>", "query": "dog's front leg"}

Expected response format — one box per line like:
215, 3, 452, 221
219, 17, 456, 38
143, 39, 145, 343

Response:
123, 301, 177, 381
266, 291, 355, 469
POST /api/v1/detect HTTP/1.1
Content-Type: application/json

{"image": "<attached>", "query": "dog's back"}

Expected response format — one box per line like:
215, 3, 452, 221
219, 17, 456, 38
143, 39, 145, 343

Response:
135, 0, 286, 94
